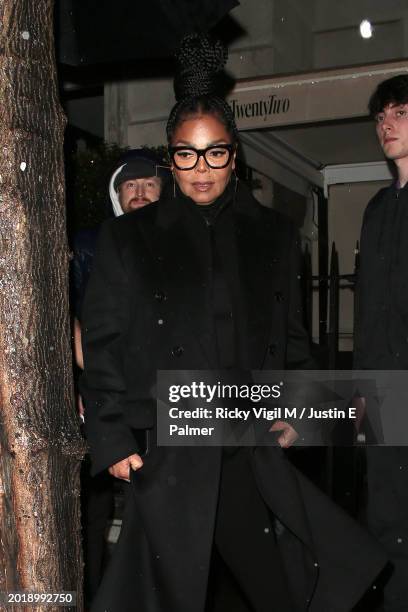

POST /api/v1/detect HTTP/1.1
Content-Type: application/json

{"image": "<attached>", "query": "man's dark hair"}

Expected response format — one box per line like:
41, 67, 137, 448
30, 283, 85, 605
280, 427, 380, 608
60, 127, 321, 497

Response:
368, 74, 408, 117
166, 34, 238, 145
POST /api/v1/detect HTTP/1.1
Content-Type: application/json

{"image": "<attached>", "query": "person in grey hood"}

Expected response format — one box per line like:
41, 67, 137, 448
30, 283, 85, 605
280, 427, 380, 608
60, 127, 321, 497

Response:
109, 149, 170, 216
72, 148, 169, 314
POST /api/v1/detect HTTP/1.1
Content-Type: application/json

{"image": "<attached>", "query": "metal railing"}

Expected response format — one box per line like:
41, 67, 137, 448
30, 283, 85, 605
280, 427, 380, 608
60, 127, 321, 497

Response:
303, 241, 359, 369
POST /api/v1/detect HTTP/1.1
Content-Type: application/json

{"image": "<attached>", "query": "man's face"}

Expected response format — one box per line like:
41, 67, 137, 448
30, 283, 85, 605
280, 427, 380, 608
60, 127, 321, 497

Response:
375, 103, 408, 162
118, 176, 162, 213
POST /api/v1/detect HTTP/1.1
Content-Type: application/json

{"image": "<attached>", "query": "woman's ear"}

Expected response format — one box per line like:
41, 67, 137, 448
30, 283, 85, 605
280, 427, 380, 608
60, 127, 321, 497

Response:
232, 149, 237, 171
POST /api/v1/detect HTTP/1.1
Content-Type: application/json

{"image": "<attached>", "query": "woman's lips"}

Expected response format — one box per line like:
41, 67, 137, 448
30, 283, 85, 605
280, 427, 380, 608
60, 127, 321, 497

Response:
192, 182, 214, 192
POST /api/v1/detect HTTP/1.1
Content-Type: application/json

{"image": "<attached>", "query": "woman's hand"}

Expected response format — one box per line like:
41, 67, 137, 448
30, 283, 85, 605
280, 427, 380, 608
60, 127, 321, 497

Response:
269, 420, 299, 448
108, 454, 144, 482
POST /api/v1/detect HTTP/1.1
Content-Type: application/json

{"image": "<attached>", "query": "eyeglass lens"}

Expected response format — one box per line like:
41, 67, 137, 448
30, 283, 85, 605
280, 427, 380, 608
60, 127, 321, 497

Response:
173, 146, 231, 169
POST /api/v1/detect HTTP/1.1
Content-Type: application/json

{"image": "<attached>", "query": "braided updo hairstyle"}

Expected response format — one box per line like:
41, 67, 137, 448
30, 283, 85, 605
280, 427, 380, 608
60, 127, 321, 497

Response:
166, 33, 239, 145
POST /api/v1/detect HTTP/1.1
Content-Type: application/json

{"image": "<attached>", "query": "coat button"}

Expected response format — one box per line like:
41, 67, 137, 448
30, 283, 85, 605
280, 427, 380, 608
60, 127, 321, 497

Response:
154, 290, 166, 302
275, 291, 284, 302
171, 346, 184, 358
268, 343, 277, 355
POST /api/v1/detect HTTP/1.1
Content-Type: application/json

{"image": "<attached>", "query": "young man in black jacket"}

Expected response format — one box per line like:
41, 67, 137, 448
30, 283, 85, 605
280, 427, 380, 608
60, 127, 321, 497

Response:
354, 74, 408, 612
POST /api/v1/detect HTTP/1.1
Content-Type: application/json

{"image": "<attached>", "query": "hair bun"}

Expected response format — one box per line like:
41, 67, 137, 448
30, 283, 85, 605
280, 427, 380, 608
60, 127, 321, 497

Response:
174, 33, 228, 101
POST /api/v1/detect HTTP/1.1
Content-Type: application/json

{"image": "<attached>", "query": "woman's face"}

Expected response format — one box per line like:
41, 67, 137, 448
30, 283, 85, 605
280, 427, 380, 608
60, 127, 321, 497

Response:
171, 114, 236, 205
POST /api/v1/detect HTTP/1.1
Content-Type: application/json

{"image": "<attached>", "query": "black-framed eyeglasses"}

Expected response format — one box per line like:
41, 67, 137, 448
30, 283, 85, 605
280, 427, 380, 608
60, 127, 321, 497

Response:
169, 144, 235, 170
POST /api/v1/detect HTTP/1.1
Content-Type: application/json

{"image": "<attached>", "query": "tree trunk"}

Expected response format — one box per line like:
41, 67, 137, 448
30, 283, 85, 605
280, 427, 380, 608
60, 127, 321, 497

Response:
0, 2, 85, 610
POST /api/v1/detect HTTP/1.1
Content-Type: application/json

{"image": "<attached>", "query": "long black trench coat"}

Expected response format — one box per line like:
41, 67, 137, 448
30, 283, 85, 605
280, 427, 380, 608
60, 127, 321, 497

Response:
81, 183, 386, 612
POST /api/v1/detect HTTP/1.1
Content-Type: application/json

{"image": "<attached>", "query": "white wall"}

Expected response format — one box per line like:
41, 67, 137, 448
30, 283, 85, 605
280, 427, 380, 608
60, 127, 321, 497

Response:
228, 0, 314, 77
270, 0, 314, 74
313, 0, 408, 69
104, 78, 172, 148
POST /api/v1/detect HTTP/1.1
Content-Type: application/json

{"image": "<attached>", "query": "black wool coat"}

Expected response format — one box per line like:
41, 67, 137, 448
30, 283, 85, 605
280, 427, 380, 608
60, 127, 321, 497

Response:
81, 183, 386, 612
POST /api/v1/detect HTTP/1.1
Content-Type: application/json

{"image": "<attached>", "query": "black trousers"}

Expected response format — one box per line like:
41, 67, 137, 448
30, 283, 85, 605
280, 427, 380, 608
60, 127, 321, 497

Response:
206, 449, 293, 612
364, 447, 408, 612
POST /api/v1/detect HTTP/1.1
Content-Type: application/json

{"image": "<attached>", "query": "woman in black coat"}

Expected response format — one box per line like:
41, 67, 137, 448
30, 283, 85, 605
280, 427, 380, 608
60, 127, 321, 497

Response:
81, 35, 386, 612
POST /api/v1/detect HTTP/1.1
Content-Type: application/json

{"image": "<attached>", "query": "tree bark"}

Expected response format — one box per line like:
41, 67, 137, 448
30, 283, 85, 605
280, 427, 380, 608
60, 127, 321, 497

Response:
0, 2, 84, 610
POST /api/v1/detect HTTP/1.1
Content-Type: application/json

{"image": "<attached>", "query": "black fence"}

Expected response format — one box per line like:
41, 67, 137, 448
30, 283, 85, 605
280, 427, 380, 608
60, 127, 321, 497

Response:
301, 242, 365, 515
303, 240, 359, 370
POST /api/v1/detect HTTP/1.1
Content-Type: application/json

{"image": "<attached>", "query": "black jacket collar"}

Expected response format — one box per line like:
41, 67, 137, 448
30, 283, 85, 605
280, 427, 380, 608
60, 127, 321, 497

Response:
156, 178, 260, 229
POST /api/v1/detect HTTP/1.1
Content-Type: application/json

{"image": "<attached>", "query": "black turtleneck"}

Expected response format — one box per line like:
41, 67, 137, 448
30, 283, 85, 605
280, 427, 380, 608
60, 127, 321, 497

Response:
175, 179, 234, 224
194, 184, 232, 225
175, 180, 246, 369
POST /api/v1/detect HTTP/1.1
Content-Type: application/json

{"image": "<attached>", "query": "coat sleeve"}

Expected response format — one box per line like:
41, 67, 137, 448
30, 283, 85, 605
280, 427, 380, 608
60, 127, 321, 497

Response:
353, 201, 371, 371
80, 221, 139, 475
353, 189, 386, 370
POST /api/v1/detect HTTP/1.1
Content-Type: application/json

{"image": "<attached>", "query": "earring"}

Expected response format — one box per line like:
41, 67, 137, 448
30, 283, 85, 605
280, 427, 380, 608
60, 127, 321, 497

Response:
233, 171, 239, 198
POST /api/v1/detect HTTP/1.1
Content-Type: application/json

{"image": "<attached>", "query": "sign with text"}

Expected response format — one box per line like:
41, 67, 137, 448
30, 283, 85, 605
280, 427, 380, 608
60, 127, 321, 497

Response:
228, 60, 408, 130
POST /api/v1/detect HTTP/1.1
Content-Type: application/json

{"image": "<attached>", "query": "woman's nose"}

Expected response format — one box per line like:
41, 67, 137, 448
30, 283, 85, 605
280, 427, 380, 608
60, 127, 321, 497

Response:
196, 155, 209, 172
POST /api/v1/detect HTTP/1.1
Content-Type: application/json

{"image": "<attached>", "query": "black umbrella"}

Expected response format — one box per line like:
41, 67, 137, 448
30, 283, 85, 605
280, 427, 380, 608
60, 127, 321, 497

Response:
57, 0, 239, 66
